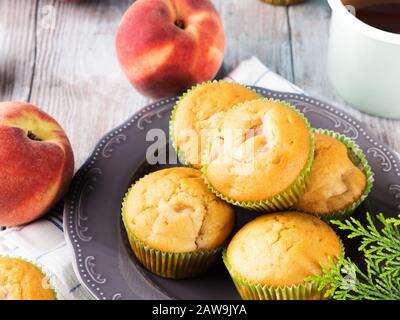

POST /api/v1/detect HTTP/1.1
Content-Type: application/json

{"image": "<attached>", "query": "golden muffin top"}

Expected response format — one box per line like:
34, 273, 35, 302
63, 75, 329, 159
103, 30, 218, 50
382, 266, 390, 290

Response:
122, 167, 235, 253
226, 212, 342, 287
172, 81, 260, 168
294, 133, 367, 215
0, 257, 56, 300
205, 99, 313, 202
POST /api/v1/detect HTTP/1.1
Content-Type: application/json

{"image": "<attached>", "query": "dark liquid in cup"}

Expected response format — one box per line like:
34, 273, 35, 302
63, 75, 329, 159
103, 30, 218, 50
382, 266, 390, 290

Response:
355, 3, 400, 34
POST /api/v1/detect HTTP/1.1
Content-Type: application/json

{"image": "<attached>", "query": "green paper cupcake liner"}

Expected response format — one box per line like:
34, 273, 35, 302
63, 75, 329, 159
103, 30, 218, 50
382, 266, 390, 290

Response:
121, 182, 223, 279
202, 98, 315, 212
261, 0, 305, 5
169, 101, 193, 167
169, 80, 261, 168
223, 238, 345, 300
0, 254, 58, 300
305, 129, 374, 221
222, 250, 326, 300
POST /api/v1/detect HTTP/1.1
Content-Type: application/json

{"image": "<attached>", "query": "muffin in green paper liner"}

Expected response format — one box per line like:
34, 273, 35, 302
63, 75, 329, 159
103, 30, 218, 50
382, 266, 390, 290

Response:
169, 80, 260, 168
121, 167, 235, 279
0, 256, 57, 300
202, 98, 314, 212
223, 212, 343, 300
294, 129, 374, 221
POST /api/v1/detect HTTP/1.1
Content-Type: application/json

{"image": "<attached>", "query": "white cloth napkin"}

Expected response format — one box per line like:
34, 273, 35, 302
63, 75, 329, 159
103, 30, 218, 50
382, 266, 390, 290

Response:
0, 56, 306, 300
226, 56, 305, 95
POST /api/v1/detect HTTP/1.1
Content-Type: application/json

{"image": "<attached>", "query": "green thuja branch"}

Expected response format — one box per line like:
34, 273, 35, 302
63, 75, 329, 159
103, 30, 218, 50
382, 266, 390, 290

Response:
308, 213, 400, 300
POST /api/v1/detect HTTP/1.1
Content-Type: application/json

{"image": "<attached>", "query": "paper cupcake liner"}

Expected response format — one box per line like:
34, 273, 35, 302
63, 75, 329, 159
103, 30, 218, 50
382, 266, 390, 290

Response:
0, 254, 58, 300
202, 98, 315, 212
169, 101, 193, 167
222, 250, 325, 300
169, 80, 261, 168
306, 129, 374, 221
223, 237, 345, 300
121, 184, 223, 279
261, 0, 305, 5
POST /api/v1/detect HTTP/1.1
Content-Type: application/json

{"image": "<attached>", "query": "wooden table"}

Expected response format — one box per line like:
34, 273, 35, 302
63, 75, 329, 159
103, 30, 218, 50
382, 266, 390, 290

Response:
1, 0, 399, 170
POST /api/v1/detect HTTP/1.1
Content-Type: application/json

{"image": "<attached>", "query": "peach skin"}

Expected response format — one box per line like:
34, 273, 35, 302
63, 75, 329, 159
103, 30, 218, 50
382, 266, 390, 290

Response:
0, 102, 74, 227
116, 0, 225, 99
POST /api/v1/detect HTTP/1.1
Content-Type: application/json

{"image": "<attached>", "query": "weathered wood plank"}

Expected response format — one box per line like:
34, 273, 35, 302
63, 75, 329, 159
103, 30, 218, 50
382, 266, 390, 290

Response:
289, 0, 400, 152
0, 0, 38, 101
214, 0, 293, 82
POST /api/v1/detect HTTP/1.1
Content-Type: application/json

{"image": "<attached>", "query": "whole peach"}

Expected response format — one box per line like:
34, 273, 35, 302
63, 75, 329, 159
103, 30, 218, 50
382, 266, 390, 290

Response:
116, 0, 225, 99
0, 102, 74, 227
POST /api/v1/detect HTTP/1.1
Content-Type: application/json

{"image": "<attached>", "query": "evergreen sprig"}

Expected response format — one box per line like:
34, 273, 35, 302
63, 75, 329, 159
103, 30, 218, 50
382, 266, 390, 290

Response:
308, 213, 400, 300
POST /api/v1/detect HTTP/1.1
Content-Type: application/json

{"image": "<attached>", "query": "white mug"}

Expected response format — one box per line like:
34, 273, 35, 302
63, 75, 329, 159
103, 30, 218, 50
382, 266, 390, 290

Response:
327, 0, 400, 118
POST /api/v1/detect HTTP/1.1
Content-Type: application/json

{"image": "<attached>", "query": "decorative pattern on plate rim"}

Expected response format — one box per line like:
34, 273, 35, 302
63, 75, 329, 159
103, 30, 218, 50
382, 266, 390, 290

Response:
85, 256, 107, 284
137, 101, 176, 130
112, 293, 123, 300
300, 105, 358, 139
75, 167, 102, 242
367, 147, 392, 172
102, 134, 127, 158
65, 89, 400, 300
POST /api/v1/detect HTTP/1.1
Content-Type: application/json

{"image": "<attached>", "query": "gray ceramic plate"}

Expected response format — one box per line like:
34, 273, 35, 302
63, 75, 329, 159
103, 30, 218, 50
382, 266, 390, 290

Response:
63, 87, 400, 300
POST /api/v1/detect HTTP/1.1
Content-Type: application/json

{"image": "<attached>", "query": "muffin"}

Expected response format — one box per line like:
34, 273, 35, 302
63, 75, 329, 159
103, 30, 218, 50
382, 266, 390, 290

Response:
0, 257, 56, 300
223, 212, 342, 300
170, 81, 260, 168
203, 98, 314, 211
294, 129, 373, 220
122, 167, 235, 279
